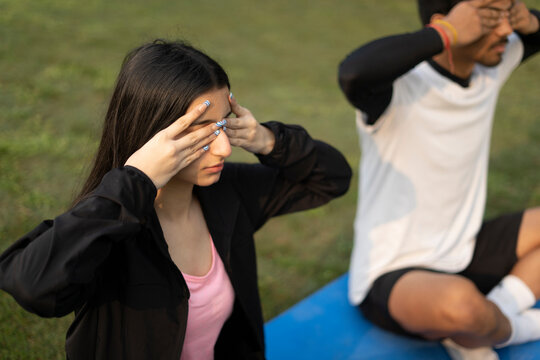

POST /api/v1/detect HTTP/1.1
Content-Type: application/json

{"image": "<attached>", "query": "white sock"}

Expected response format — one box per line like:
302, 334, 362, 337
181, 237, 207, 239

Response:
441, 338, 499, 360
495, 309, 540, 347
487, 275, 538, 348
487, 275, 535, 316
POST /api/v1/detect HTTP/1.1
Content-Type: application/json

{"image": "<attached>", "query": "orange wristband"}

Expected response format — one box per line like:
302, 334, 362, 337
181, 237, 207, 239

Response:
426, 23, 455, 74
433, 19, 458, 45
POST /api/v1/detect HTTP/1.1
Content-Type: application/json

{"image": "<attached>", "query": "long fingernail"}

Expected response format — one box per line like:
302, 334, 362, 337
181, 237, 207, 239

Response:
216, 119, 227, 127
199, 100, 210, 111
223, 126, 227, 131
202, 145, 209, 151
229, 92, 234, 100
214, 129, 221, 136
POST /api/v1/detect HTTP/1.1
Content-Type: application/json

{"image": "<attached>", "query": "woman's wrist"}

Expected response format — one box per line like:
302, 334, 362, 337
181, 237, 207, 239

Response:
256, 124, 276, 155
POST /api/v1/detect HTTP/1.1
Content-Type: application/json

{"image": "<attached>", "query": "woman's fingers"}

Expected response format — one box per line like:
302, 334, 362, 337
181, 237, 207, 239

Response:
163, 124, 221, 177
222, 115, 248, 131
222, 94, 273, 154
223, 95, 253, 140
123, 102, 227, 189
223, 127, 247, 148
229, 93, 250, 117
223, 115, 257, 143
225, 95, 254, 131
221, 126, 241, 139
176, 122, 223, 153
166, 100, 211, 137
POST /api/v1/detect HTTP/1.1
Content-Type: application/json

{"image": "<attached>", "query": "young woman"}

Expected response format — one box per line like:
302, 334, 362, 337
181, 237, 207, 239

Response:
0, 40, 351, 359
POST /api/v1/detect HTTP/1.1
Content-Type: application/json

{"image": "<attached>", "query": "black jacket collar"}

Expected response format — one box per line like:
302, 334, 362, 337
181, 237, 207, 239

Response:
145, 181, 240, 276
195, 183, 240, 272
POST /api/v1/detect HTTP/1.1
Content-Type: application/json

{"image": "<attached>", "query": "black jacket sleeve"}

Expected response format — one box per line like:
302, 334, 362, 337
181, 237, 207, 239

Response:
338, 27, 444, 124
0, 166, 156, 317
228, 121, 352, 231
517, 9, 540, 62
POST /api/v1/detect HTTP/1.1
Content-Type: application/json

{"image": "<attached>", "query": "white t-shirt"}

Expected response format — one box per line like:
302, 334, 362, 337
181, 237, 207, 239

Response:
349, 33, 524, 305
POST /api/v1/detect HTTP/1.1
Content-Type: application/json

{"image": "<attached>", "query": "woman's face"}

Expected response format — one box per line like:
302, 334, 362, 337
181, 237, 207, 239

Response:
173, 87, 232, 187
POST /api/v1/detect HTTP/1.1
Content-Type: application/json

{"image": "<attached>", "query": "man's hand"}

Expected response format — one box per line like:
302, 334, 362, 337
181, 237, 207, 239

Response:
510, 1, 540, 34
442, 0, 507, 46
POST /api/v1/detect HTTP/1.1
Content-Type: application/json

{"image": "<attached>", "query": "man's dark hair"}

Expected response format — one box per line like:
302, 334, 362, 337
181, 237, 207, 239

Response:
417, 0, 464, 25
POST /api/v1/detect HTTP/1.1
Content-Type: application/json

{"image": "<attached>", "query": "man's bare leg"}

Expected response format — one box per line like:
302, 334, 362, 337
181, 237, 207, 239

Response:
388, 271, 511, 347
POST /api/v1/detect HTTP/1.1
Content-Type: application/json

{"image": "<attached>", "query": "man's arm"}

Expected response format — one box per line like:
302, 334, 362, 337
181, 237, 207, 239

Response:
338, 0, 506, 125
338, 28, 443, 125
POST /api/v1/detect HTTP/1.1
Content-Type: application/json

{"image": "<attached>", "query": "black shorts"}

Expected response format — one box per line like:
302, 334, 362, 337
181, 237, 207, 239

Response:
358, 211, 524, 338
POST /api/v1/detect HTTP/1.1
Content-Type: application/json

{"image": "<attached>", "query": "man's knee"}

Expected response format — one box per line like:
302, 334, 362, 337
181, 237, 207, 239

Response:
391, 275, 489, 335
438, 280, 489, 332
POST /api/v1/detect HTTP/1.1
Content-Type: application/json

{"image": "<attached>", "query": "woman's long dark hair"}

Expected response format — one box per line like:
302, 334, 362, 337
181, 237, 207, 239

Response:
73, 40, 230, 205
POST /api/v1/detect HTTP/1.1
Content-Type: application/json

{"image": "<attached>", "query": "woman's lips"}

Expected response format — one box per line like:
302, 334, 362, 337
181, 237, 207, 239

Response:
205, 163, 224, 173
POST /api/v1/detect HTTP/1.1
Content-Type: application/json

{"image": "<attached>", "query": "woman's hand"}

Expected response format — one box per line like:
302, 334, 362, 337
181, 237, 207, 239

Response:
125, 100, 222, 189
224, 94, 275, 155
510, 1, 539, 34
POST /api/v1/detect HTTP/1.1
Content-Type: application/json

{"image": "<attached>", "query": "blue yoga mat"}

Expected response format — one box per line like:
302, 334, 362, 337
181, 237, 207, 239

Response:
265, 273, 540, 360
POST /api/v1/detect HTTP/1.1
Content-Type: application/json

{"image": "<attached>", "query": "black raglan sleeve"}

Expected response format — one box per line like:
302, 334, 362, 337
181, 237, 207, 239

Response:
338, 27, 444, 124
517, 9, 540, 62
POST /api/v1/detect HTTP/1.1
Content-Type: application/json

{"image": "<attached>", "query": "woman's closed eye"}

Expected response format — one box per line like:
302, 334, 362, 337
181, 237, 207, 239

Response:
187, 120, 214, 132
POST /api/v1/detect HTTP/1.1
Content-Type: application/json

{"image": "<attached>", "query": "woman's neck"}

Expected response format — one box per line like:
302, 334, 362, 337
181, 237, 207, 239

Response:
154, 178, 195, 220
155, 178, 211, 276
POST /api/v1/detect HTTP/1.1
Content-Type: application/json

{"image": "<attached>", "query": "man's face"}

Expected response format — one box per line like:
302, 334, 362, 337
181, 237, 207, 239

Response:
457, 0, 515, 66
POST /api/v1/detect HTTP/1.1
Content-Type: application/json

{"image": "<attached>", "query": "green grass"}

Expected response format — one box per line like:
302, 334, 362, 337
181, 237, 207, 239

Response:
1, 0, 539, 358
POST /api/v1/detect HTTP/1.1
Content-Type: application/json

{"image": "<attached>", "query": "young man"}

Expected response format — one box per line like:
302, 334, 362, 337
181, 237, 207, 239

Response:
338, 0, 540, 353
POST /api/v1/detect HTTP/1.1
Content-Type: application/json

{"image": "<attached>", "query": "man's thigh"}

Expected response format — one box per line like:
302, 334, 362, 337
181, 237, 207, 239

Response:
516, 207, 540, 258
359, 211, 524, 337
359, 267, 455, 339
388, 270, 486, 338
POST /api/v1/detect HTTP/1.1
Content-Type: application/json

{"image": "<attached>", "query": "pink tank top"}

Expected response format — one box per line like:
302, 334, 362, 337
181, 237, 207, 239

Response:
180, 237, 235, 360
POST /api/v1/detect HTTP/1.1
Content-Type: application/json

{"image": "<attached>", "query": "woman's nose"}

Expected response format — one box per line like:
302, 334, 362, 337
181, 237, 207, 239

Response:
211, 130, 232, 158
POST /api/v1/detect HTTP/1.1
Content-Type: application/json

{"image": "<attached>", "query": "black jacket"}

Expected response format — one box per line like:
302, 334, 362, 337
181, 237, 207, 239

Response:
0, 121, 352, 359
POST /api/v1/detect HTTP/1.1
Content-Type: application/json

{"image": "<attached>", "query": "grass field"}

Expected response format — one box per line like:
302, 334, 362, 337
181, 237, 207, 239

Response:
1, 0, 539, 358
